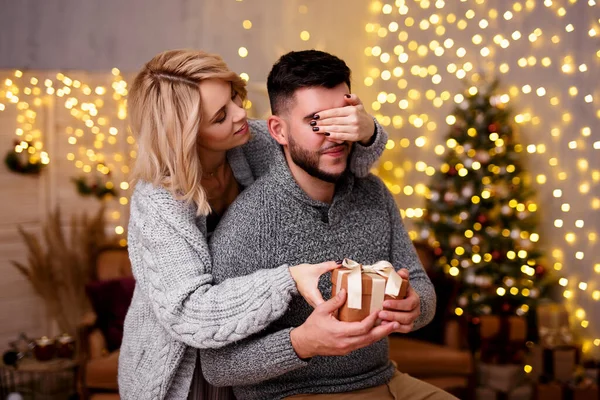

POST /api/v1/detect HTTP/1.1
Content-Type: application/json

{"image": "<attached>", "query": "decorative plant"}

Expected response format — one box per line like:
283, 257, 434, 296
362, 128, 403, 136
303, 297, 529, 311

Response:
11, 206, 115, 335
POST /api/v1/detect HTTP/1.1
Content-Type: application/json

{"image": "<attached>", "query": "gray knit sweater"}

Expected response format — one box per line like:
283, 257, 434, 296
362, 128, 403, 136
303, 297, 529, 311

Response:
201, 148, 436, 400
118, 119, 387, 400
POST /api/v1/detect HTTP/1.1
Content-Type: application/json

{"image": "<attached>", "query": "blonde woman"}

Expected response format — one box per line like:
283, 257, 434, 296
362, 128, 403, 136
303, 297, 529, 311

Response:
119, 49, 392, 400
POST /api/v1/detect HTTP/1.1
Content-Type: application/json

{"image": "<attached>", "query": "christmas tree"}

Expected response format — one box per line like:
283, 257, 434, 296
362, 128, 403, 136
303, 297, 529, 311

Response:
419, 80, 552, 318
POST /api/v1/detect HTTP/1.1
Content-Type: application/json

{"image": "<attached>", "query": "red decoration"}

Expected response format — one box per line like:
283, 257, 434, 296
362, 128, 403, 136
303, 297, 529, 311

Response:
434, 247, 443, 256
477, 214, 488, 224
535, 265, 546, 277
488, 123, 497, 132
448, 166, 457, 176
491, 250, 501, 261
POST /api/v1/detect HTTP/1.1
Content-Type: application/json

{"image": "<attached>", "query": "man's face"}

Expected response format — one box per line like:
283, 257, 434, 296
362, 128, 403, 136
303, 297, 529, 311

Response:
283, 83, 352, 183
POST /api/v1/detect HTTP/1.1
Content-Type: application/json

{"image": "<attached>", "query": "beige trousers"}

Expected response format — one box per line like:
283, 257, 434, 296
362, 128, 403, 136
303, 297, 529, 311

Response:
285, 370, 458, 400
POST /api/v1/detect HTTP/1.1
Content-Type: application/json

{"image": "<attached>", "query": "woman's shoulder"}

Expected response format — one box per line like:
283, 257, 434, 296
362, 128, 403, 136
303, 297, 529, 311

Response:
131, 180, 201, 225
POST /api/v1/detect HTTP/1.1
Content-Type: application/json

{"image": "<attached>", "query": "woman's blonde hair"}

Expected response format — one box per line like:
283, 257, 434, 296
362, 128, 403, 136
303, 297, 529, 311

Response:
128, 49, 247, 216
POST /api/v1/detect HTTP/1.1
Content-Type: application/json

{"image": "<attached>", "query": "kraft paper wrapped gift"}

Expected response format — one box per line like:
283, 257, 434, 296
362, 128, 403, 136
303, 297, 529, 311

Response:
535, 382, 564, 400
527, 343, 580, 383
479, 315, 528, 364
476, 384, 533, 400
537, 302, 573, 348
331, 259, 408, 322
478, 363, 524, 393
565, 383, 598, 400
544, 346, 581, 383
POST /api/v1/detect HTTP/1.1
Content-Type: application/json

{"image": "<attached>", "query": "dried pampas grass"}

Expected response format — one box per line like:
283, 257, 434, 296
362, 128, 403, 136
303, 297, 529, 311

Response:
11, 205, 116, 335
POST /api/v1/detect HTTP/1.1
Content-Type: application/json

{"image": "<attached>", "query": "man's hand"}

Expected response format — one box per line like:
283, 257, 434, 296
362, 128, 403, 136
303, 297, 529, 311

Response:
290, 289, 400, 359
378, 268, 421, 333
311, 94, 376, 145
289, 261, 341, 308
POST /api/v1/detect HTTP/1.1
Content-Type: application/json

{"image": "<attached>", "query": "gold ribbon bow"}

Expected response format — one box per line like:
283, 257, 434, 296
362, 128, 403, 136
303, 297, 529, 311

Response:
339, 258, 403, 311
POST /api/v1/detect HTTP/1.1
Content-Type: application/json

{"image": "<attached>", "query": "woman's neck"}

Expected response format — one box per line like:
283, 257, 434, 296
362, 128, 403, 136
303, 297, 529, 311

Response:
199, 148, 228, 178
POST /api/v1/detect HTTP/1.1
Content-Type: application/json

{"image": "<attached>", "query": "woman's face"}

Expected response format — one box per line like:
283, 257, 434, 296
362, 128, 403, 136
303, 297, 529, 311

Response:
197, 78, 250, 152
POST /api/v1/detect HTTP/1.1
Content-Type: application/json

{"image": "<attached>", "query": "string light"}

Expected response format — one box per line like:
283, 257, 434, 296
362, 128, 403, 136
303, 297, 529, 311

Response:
366, 0, 599, 355
1, 71, 49, 169
1, 69, 132, 243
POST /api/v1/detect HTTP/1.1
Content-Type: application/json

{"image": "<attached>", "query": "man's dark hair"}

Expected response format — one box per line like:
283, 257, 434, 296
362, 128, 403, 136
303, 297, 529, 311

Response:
267, 50, 351, 115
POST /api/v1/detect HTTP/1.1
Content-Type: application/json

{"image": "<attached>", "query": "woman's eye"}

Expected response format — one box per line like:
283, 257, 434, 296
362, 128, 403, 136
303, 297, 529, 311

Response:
216, 112, 227, 124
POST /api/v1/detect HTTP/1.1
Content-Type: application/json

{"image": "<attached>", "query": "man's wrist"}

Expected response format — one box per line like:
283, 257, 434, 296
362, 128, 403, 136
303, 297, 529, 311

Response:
359, 119, 377, 146
290, 327, 312, 360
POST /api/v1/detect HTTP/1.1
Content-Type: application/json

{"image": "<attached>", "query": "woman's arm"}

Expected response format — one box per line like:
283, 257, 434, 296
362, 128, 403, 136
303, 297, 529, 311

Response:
242, 117, 388, 179
128, 187, 297, 349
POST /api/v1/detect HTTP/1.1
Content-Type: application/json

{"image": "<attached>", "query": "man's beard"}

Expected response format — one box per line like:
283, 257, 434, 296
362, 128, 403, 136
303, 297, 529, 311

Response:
288, 134, 347, 183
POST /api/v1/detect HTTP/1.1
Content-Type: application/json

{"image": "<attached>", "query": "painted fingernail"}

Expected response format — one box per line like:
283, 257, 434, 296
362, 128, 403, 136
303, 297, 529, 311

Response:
335, 259, 343, 264
313, 114, 320, 120
324, 132, 330, 136
312, 126, 319, 132
345, 94, 351, 98
310, 120, 317, 126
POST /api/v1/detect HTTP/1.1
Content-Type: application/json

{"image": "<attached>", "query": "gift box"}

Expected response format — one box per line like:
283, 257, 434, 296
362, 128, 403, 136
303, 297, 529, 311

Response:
565, 382, 598, 400
528, 343, 580, 383
479, 315, 527, 364
478, 363, 524, 393
582, 359, 600, 384
476, 384, 532, 400
527, 345, 581, 383
526, 344, 544, 381
505, 384, 533, 400
480, 315, 527, 341
330, 259, 408, 322
537, 302, 573, 348
476, 386, 498, 400
535, 382, 564, 400
545, 346, 581, 383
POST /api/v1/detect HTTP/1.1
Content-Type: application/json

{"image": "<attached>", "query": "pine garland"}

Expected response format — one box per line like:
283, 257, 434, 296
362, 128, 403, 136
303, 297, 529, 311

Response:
4, 140, 47, 175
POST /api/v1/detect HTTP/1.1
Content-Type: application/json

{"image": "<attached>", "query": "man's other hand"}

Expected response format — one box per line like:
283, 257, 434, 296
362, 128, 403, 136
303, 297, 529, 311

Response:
377, 268, 421, 333
289, 288, 399, 359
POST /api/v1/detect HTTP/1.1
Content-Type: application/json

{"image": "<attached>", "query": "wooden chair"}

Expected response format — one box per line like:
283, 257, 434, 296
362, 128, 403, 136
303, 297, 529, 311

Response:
78, 246, 132, 400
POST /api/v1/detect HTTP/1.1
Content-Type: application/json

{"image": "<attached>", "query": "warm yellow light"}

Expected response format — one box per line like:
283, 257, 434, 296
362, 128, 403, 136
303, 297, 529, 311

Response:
238, 47, 249, 57
300, 31, 310, 41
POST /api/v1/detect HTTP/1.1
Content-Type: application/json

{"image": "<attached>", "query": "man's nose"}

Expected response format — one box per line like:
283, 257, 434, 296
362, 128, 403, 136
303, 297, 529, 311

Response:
326, 136, 345, 145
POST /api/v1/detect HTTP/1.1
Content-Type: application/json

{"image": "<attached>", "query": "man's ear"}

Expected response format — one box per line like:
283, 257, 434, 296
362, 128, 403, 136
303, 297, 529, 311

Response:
267, 115, 289, 146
